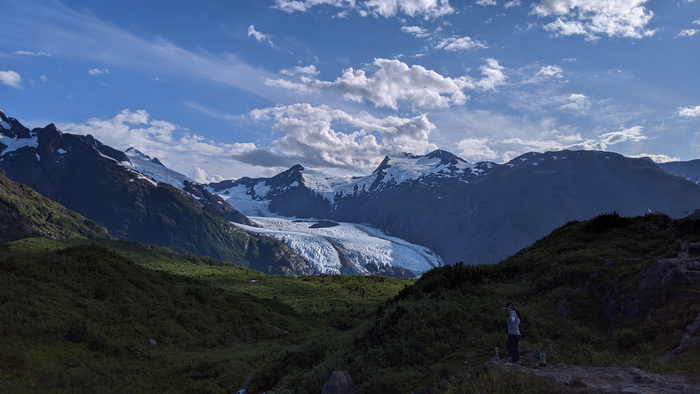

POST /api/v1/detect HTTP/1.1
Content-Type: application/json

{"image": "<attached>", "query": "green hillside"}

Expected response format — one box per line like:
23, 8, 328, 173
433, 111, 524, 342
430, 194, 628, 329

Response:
1, 203, 698, 392
345, 212, 700, 392
0, 238, 410, 392
0, 172, 109, 244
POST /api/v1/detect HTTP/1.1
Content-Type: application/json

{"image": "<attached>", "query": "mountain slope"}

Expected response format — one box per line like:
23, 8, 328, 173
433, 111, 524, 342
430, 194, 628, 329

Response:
659, 159, 700, 184
209, 149, 700, 265
346, 212, 700, 391
0, 172, 109, 244
0, 110, 310, 275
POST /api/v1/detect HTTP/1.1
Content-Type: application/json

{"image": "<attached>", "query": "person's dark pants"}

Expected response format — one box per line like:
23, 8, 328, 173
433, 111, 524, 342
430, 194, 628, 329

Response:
506, 334, 520, 362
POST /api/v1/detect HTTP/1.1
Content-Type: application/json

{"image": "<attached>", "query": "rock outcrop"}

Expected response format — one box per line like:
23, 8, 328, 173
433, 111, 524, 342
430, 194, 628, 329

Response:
322, 371, 355, 394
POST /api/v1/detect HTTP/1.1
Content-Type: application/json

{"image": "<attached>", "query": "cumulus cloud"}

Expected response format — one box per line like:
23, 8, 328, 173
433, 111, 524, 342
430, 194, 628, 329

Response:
456, 138, 497, 161
536, 65, 563, 78
267, 58, 506, 109
250, 103, 437, 169
434, 36, 487, 51
678, 105, 700, 117
58, 109, 263, 180
274, 0, 454, 19
0, 70, 22, 88
88, 68, 109, 75
532, 0, 656, 40
476, 0, 497, 6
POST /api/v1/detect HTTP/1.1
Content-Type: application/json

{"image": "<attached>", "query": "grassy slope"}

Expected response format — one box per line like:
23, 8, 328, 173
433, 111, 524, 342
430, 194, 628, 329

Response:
0, 173, 109, 244
1, 213, 698, 393
0, 237, 410, 393
346, 213, 700, 392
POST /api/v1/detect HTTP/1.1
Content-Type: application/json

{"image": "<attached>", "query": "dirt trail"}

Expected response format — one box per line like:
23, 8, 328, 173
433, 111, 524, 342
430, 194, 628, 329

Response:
484, 359, 700, 393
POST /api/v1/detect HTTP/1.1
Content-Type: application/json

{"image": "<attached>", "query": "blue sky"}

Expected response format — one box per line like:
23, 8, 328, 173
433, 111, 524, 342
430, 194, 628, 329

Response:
1, 0, 699, 182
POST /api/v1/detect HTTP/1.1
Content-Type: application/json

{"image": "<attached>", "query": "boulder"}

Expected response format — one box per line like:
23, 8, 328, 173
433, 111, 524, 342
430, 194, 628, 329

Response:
322, 371, 355, 394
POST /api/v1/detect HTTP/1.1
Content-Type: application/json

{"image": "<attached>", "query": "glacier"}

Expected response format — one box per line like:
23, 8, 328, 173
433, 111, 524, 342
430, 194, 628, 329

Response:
235, 216, 442, 277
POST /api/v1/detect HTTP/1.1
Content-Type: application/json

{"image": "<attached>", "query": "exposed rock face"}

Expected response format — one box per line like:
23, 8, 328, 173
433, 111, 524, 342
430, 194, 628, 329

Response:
638, 256, 700, 292
322, 371, 355, 394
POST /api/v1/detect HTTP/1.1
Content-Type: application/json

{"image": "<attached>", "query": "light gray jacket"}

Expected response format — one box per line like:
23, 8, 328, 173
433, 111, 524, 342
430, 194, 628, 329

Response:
508, 310, 521, 335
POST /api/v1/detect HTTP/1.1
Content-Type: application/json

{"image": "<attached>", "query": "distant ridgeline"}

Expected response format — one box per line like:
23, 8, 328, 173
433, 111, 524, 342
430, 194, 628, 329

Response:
3, 108, 700, 273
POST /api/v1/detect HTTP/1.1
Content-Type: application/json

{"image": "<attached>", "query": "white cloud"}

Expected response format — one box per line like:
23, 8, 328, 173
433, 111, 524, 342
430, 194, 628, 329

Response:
402, 25, 430, 38
434, 36, 487, 51
274, 0, 454, 19
533, 0, 656, 40
504, 0, 521, 8
13, 50, 51, 56
248, 25, 273, 46
1, 0, 281, 101
250, 103, 437, 169
536, 65, 563, 78
456, 138, 497, 161
40, 75, 48, 82
266, 58, 507, 109
557, 93, 589, 113
281, 65, 320, 77
476, 0, 497, 6
678, 105, 700, 117
628, 153, 680, 163
58, 109, 264, 180
0, 70, 22, 88
334, 58, 505, 108
88, 68, 109, 75
675, 29, 699, 37
599, 126, 647, 145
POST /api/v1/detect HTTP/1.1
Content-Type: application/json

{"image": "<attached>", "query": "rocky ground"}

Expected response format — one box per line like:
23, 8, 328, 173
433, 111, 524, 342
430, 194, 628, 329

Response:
482, 352, 700, 394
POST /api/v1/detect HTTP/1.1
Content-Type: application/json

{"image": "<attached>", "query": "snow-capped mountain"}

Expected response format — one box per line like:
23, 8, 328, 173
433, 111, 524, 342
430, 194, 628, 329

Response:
208, 149, 700, 266
0, 110, 441, 277
0, 110, 313, 274
122, 147, 192, 189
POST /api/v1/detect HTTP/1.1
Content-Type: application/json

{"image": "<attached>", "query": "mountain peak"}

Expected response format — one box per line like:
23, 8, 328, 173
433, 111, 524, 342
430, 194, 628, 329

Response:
425, 149, 461, 164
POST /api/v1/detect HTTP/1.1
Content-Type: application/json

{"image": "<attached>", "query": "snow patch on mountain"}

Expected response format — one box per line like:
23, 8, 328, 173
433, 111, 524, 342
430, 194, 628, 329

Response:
235, 216, 442, 276
0, 131, 38, 154
122, 147, 192, 189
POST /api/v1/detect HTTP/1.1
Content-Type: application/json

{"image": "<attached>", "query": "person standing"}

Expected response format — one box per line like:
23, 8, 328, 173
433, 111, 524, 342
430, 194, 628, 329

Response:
504, 302, 521, 364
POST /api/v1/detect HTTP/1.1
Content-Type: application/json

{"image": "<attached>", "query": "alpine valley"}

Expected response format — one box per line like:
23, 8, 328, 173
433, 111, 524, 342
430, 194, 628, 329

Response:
2, 109, 700, 277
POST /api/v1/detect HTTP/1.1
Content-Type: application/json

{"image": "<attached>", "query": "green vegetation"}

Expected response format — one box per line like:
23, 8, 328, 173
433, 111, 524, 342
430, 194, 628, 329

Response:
1, 212, 699, 392
0, 173, 109, 244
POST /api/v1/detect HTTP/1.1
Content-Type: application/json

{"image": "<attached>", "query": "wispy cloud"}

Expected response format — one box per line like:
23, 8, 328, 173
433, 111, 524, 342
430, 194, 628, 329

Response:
13, 50, 51, 56
675, 29, 699, 38
401, 26, 430, 38
1, 0, 280, 100
248, 25, 274, 46
88, 68, 109, 75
